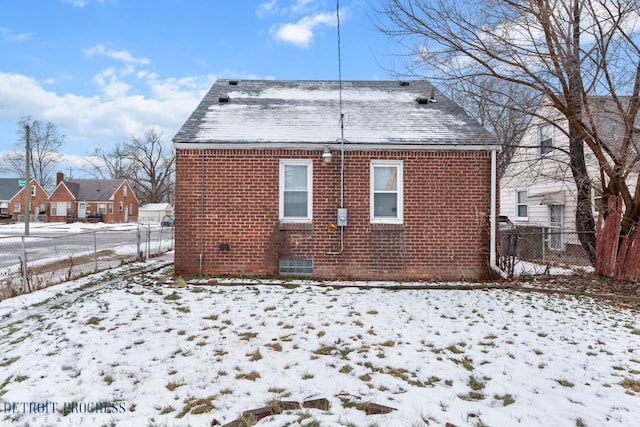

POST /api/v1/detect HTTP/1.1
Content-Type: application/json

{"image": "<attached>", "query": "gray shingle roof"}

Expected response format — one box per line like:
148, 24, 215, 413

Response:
64, 179, 125, 201
0, 178, 22, 201
173, 80, 498, 148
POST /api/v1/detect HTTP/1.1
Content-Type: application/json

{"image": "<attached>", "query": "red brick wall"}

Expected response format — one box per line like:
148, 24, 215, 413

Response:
174, 148, 493, 281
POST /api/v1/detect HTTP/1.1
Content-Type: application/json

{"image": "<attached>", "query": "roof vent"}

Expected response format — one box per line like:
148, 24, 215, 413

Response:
399, 81, 410, 86
416, 89, 436, 104
219, 96, 230, 103
228, 80, 238, 85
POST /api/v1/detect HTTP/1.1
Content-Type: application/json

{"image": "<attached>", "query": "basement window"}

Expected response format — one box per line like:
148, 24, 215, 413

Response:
279, 258, 313, 275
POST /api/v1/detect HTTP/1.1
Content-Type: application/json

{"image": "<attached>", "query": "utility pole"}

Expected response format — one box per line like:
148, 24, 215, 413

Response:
24, 124, 30, 236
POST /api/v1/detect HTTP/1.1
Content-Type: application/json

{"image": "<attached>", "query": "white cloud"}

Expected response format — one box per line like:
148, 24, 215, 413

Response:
0, 72, 213, 154
61, 0, 88, 6
85, 44, 151, 65
284, 0, 315, 15
256, 0, 278, 18
0, 26, 33, 42
270, 12, 336, 48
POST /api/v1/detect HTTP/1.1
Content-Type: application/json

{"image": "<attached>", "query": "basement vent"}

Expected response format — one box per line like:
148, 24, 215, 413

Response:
279, 258, 313, 276
218, 96, 230, 103
228, 80, 238, 85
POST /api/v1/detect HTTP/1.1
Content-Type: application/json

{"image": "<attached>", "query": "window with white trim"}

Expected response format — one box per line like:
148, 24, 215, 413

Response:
371, 160, 403, 224
13, 202, 20, 213
516, 189, 528, 220
539, 124, 553, 155
31, 185, 36, 197
279, 160, 312, 222
51, 202, 70, 216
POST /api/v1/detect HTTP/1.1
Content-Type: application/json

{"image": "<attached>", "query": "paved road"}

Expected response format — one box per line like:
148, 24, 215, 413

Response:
0, 224, 174, 270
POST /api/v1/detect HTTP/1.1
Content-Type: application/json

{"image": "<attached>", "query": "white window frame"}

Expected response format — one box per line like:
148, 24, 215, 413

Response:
539, 124, 554, 155
370, 160, 403, 224
31, 185, 36, 197
515, 189, 528, 220
279, 159, 313, 222
13, 202, 20, 213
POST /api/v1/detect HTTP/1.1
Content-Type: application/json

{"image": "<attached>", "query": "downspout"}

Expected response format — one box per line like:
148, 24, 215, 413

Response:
490, 148, 507, 278
199, 150, 205, 275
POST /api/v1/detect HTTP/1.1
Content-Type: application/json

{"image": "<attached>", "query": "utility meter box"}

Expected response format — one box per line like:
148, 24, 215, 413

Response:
337, 208, 348, 227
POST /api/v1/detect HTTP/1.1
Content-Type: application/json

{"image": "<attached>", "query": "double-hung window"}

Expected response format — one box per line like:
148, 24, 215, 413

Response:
280, 160, 312, 222
371, 160, 403, 224
539, 124, 553, 155
516, 189, 528, 220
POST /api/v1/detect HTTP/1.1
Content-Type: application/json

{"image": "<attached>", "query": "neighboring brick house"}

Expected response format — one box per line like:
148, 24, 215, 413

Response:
3, 178, 49, 222
172, 79, 501, 281
47, 173, 139, 223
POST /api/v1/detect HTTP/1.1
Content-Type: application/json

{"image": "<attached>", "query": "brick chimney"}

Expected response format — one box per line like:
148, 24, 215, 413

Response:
56, 172, 64, 185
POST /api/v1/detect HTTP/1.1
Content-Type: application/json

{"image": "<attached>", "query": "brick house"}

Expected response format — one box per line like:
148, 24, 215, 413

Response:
47, 172, 139, 223
4, 178, 49, 222
172, 80, 501, 281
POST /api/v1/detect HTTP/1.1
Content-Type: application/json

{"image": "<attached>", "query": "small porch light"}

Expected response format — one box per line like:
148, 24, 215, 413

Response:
322, 146, 332, 164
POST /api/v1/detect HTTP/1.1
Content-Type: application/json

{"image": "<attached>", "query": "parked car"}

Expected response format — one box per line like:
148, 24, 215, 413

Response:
161, 216, 174, 227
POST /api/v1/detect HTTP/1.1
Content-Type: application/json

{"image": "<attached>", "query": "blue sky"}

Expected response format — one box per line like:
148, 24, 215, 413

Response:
0, 0, 406, 177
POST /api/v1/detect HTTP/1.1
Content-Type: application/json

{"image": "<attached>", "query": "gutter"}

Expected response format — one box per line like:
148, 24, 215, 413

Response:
490, 149, 507, 278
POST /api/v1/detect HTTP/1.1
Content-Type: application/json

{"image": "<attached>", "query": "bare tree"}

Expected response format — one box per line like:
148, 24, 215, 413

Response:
444, 77, 538, 178
0, 116, 66, 190
85, 144, 133, 180
379, 0, 640, 273
85, 127, 174, 205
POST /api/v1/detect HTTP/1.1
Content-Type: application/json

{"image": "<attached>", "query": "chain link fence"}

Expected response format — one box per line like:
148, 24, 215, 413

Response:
0, 225, 174, 300
499, 226, 594, 277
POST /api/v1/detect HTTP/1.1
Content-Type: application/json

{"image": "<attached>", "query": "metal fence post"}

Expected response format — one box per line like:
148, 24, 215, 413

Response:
147, 224, 151, 258
21, 236, 28, 294
137, 226, 142, 261
94, 231, 98, 272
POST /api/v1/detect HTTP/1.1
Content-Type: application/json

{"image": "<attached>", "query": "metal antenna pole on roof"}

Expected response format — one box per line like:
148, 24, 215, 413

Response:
337, 0, 344, 209
327, 0, 346, 256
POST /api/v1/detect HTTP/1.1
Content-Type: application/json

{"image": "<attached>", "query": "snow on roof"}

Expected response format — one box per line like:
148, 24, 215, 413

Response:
139, 203, 172, 211
173, 80, 497, 148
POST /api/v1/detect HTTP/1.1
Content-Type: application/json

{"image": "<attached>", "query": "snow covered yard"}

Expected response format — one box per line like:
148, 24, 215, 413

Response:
0, 263, 639, 427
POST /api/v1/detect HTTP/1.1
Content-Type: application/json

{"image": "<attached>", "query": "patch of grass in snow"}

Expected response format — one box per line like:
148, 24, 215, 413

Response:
176, 395, 216, 417
156, 405, 175, 414
166, 381, 185, 391
163, 291, 181, 301
495, 393, 515, 406
340, 364, 353, 374
450, 356, 474, 371
379, 339, 395, 347
239, 331, 258, 341
0, 376, 12, 396
468, 376, 486, 391
314, 345, 336, 355
85, 316, 101, 325
235, 370, 260, 381
247, 349, 262, 361
446, 343, 465, 354
263, 342, 282, 352
202, 314, 219, 320
555, 378, 575, 388
619, 377, 640, 393
0, 357, 20, 367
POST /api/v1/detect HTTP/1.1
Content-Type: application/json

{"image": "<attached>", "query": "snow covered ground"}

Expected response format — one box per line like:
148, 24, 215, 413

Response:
0, 257, 639, 427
